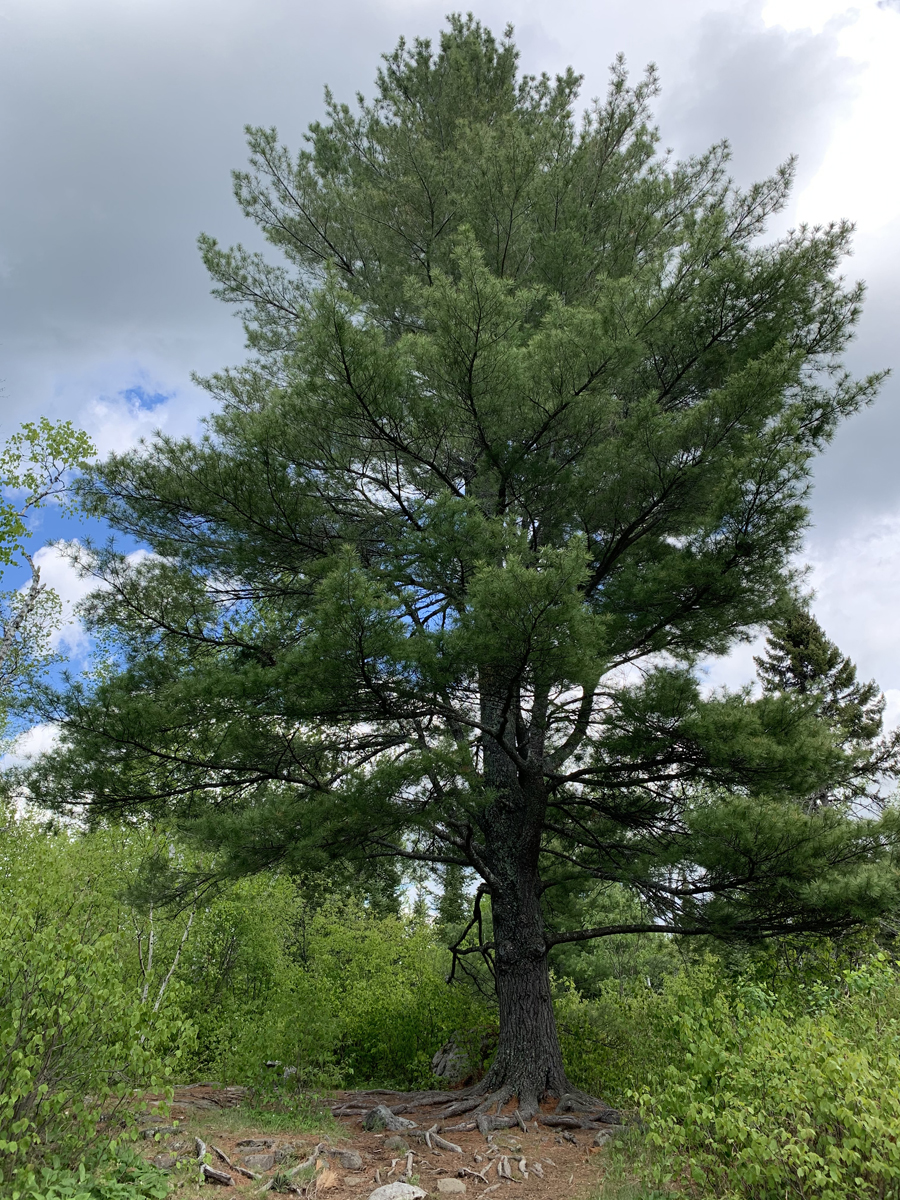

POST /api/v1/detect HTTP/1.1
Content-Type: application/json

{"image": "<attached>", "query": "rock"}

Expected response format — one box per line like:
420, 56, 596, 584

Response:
142, 1126, 179, 1140
363, 1105, 418, 1133
431, 1040, 470, 1084
243, 1152, 276, 1171
330, 1148, 363, 1170
436, 1180, 466, 1194
236, 1138, 275, 1149
384, 1136, 410, 1153
201, 1164, 235, 1186
151, 1154, 177, 1170
592, 1127, 624, 1148
368, 1185, 426, 1200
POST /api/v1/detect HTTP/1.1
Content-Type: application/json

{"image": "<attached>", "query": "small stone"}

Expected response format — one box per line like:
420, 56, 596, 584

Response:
331, 1148, 363, 1170
202, 1164, 235, 1186
436, 1180, 466, 1194
592, 1126, 624, 1148
151, 1154, 177, 1170
384, 1136, 410, 1153
368, 1185, 426, 1200
143, 1126, 178, 1140
243, 1153, 276, 1171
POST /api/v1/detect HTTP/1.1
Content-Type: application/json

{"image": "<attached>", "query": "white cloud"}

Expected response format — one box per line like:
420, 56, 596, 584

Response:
762, 1, 900, 232
30, 542, 96, 657
806, 514, 900, 709
701, 513, 900, 730
0, 721, 60, 771
29, 541, 158, 660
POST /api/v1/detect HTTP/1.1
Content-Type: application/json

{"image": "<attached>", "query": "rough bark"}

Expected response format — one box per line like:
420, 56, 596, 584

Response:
466, 670, 601, 1119
477, 837, 570, 1116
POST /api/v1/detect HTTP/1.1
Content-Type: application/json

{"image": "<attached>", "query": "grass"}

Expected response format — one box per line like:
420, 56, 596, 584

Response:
589, 1128, 671, 1200
172, 1089, 339, 1139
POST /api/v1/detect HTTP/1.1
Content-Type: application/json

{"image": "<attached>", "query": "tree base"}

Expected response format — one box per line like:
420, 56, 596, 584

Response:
329, 1082, 621, 1136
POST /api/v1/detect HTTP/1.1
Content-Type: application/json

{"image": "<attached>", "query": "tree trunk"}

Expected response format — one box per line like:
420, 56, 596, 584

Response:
479, 867, 571, 1112
473, 675, 591, 1115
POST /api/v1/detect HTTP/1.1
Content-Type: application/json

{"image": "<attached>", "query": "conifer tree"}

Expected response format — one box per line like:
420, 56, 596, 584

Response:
754, 604, 898, 809
26, 18, 900, 1119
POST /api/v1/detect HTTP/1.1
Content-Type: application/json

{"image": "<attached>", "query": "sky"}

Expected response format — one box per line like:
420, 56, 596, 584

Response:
2, 0, 900, 742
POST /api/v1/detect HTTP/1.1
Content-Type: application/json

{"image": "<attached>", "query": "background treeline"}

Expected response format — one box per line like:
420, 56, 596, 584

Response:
4, 807, 900, 1199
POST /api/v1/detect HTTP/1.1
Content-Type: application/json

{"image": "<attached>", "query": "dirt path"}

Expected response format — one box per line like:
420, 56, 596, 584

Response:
138, 1085, 622, 1198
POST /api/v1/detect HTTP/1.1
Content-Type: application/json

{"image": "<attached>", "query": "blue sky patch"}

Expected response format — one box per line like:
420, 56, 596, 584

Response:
120, 385, 172, 411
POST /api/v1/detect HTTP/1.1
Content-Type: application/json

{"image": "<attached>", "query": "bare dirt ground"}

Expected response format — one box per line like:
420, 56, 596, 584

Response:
137, 1084, 624, 1199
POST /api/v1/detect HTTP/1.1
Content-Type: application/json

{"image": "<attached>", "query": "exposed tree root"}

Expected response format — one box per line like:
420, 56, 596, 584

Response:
326, 1080, 621, 1139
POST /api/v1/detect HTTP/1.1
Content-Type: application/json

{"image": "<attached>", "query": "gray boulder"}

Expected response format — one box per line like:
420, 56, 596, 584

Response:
330, 1148, 363, 1170
368, 1185, 426, 1200
243, 1152, 276, 1171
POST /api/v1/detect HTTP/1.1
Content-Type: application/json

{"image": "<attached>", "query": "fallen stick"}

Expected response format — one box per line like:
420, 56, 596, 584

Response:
286, 1143, 328, 1179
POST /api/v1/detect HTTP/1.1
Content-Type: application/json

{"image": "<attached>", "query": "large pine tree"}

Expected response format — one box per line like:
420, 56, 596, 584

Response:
27, 18, 900, 1119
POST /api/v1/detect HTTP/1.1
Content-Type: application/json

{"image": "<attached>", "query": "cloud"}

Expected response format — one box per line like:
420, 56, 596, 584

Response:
30, 543, 98, 658
659, 3, 859, 191
0, 721, 61, 773
806, 513, 900, 694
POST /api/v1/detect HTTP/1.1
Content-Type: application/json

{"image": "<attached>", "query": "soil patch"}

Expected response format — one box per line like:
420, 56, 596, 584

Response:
138, 1086, 620, 1199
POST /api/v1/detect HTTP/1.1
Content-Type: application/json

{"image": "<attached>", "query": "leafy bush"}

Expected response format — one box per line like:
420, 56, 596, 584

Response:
11, 1148, 170, 1200
555, 975, 675, 1104
180, 880, 491, 1089
558, 954, 900, 1199
0, 816, 192, 1193
635, 957, 900, 1199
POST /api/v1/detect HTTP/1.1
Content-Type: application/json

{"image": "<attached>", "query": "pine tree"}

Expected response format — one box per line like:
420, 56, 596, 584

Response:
437, 863, 470, 929
25, 17, 900, 1120
755, 605, 898, 809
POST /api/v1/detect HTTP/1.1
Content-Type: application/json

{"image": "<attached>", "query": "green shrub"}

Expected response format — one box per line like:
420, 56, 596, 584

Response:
180, 882, 492, 1089
558, 954, 900, 1198
0, 817, 192, 1193
635, 957, 900, 1198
